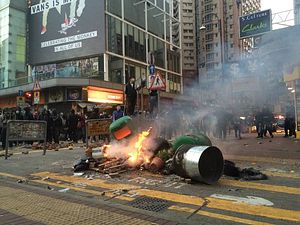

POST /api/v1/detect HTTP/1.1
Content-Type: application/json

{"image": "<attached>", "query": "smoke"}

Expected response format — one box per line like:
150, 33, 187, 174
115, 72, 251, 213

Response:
149, 25, 300, 143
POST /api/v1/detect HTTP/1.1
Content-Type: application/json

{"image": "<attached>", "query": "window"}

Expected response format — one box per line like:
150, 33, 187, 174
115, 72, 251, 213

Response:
124, 0, 145, 28
107, 16, 122, 55
106, 0, 122, 17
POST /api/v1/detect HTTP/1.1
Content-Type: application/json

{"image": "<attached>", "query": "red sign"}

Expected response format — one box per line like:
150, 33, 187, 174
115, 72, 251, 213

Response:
149, 71, 166, 91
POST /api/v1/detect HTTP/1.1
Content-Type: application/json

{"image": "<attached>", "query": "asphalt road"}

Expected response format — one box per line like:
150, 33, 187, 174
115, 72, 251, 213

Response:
0, 135, 299, 225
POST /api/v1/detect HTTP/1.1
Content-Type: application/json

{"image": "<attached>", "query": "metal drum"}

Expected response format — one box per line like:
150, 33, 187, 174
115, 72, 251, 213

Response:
173, 145, 224, 184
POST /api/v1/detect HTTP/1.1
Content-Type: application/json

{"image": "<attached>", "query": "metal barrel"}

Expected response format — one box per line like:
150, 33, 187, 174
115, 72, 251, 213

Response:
173, 145, 224, 184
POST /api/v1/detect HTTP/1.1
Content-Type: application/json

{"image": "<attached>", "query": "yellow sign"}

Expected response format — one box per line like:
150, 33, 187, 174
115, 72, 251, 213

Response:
16, 96, 25, 107
34, 91, 40, 105
87, 119, 111, 136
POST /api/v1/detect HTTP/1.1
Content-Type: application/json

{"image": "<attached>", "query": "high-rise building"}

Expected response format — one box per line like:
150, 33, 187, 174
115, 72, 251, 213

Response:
196, 0, 261, 77
241, 0, 261, 56
295, 0, 300, 25
0, 0, 182, 110
181, 0, 197, 87
0, 0, 27, 89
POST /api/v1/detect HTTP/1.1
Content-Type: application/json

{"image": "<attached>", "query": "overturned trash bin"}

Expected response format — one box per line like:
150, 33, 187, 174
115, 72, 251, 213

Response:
173, 145, 224, 184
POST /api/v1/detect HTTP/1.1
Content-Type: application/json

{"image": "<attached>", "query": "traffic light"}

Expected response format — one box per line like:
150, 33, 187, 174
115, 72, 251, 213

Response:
24, 92, 32, 105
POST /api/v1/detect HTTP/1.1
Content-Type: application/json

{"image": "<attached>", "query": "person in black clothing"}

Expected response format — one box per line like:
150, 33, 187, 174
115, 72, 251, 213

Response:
262, 107, 274, 138
125, 77, 137, 116
51, 109, 62, 144
255, 110, 264, 138
149, 90, 158, 116
68, 109, 79, 143
23, 107, 34, 120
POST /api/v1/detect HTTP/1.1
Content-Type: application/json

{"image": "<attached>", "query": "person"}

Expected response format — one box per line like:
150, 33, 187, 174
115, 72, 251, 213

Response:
68, 109, 79, 143
112, 105, 124, 121
233, 116, 242, 139
69, 0, 86, 26
23, 107, 34, 121
125, 77, 137, 116
262, 107, 274, 138
51, 110, 62, 144
255, 109, 264, 138
149, 90, 158, 117
77, 113, 86, 143
284, 104, 295, 138
1, 113, 10, 150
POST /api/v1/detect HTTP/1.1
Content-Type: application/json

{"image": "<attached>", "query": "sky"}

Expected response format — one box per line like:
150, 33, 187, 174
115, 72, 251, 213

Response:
261, 0, 294, 28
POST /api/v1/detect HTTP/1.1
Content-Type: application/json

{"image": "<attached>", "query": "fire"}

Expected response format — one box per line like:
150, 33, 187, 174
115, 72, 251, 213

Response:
127, 128, 152, 166
102, 145, 111, 158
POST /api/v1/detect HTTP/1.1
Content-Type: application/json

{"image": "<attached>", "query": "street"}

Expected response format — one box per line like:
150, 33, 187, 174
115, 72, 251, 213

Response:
0, 133, 299, 225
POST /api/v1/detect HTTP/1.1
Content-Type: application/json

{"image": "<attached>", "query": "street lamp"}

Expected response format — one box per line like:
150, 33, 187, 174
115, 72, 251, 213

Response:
200, 25, 206, 31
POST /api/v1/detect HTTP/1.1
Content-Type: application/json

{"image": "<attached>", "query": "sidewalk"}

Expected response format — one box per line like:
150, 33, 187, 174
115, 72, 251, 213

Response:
0, 181, 181, 225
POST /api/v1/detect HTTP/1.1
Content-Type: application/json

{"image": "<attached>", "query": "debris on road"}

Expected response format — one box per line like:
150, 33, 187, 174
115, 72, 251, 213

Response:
72, 116, 226, 185
224, 160, 268, 180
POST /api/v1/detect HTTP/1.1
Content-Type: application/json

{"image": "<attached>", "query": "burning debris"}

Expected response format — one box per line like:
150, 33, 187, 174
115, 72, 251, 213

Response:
72, 116, 226, 185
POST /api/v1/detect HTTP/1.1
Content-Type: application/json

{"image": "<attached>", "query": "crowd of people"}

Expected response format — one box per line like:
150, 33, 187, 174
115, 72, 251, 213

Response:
0, 106, 125, 150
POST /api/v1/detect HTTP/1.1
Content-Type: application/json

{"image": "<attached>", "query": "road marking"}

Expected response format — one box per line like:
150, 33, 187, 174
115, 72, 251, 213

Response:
264, 171, 300, 179
2, 171, 300, 223
210, 194, 274, 206
30, 171, 300, 222
206, 197, 300, 222
219, 179, 300, 195
33, 171, 141, 190
0, 172, 25, 180
32, 172, 205, 206
169, 205, 275, 225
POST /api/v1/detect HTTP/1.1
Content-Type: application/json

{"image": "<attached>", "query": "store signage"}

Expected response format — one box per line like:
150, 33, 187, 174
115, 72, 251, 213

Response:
28, 0, 105, 65
67, 88, 82, 101
239, 9, 272, 39
33, 91, 40, 105
87, 87, 123, 104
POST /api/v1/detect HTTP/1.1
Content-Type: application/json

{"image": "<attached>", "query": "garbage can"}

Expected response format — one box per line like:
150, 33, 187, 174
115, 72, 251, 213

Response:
173, 145, 224, 184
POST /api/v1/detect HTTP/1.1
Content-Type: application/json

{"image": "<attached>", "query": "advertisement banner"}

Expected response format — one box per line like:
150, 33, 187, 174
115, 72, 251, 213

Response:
239, 9, 272, 39
67, 88, 82, 101
28, 0, 105, 65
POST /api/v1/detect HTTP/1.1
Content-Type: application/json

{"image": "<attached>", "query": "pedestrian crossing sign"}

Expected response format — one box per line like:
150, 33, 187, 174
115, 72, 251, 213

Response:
149, 71, 166, 91
33, 80, 41, 91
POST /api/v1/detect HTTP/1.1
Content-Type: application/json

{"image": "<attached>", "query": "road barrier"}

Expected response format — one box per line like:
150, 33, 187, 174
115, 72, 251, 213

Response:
85, 119, 111, 148
5, 120, 47, 159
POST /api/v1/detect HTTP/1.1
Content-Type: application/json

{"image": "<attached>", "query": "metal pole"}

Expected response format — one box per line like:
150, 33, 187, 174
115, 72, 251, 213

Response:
86, 121, 89, 149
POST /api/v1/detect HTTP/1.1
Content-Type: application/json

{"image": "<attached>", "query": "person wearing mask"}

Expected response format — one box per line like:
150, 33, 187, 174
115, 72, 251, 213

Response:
125, 76, 137, 116
112, 105, 124, 121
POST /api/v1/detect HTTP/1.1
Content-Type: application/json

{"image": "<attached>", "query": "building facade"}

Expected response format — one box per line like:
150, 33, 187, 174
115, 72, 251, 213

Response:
181, 0, 197, 87
0, 0, 27, 90
295, 0, 300, 25
196, 0, 261, 78
0, 0, 182, 112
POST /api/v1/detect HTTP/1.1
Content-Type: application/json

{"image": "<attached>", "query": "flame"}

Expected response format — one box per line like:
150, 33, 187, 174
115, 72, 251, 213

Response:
102, 145, 111, 158
127, 128, 152, 166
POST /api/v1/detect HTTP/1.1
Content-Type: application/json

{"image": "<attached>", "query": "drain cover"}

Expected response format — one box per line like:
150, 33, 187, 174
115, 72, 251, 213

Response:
128, 196, 171, 212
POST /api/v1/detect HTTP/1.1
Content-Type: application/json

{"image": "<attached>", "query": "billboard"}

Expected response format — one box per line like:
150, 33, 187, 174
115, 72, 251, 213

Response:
28, 0, 105, 65
239, 9, 272, 39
